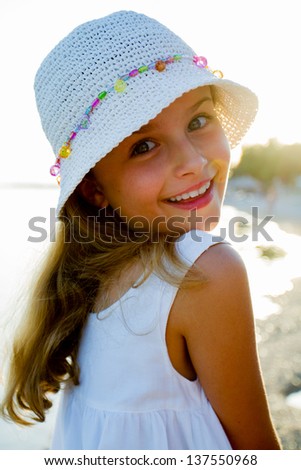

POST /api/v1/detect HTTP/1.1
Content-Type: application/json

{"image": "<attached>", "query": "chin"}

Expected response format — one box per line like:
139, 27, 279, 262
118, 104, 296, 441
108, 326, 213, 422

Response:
193, 217, 220, 233
172, 214, 221, 234
193, 202, 222, 232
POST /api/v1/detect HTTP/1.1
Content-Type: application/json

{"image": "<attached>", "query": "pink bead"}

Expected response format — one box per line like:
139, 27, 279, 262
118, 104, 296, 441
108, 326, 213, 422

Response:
70, 131, 77, 140
92, 98, 100, 108
129, 69, 139, 77
193, 56, 208, 68
165, 57, 174, 64
50, 163, 60, 177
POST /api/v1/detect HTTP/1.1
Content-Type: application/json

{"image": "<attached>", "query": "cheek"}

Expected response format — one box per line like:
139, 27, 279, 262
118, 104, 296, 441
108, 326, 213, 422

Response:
209, 132, 231, 180
121, 163, 163, 196
105, 163, 164, 210
214, 128, 231, 159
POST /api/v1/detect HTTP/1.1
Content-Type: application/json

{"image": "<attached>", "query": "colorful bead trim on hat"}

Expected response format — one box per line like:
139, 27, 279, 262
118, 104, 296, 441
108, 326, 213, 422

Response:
50, 55, 223, 184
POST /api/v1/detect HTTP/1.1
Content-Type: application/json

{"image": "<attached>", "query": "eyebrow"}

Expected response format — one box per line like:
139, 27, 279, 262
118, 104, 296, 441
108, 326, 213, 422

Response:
191, 96, 213, 111
132, 96, 213, 135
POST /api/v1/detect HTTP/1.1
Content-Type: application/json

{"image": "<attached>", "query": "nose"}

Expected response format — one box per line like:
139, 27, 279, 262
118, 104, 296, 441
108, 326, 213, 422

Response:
171, 136, 207, 178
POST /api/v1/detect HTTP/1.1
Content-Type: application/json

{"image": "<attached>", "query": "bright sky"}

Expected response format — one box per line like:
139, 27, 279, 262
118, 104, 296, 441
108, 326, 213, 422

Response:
0, 0, 300, 184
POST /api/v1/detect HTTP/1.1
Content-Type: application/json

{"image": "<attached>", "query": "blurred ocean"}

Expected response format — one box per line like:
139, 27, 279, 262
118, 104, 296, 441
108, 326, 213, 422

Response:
0, 185, 301, 449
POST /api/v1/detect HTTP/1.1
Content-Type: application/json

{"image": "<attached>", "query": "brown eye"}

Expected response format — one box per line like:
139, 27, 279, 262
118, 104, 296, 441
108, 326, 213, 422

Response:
188, 115, 207, 131
132, 140, 156, 156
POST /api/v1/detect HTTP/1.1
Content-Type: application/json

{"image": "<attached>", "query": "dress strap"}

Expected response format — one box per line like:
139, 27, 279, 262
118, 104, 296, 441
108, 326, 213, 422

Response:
175, 229, 225, 269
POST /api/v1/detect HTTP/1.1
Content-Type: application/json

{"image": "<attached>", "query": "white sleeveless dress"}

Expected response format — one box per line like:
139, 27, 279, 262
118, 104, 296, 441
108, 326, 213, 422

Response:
51, 230, 232, 450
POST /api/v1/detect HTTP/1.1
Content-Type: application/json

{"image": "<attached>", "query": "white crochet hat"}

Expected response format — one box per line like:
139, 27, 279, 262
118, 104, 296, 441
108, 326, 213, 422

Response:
34, 10, 258, 214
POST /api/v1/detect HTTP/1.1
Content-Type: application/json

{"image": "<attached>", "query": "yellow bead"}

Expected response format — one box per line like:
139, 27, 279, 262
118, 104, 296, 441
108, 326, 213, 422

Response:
114, 79, 127, 93
213, 70, 224, 79
59, 144, 71, 159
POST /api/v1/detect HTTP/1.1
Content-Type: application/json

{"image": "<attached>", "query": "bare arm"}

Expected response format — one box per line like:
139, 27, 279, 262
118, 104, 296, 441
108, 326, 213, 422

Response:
179, 243, 281, 450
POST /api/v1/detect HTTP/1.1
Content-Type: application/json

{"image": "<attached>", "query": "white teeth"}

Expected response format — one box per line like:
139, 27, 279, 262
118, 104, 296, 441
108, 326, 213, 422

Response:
169, 181, 211, 202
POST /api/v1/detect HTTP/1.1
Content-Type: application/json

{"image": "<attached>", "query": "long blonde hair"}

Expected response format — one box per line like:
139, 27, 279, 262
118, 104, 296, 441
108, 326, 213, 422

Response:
1, 190, 204, 425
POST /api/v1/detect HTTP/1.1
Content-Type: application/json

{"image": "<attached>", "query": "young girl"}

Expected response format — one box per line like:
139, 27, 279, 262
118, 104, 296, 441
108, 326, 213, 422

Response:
2, 11, 281, 450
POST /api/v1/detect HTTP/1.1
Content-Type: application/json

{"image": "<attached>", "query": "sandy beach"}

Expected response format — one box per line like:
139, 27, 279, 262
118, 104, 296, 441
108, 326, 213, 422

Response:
0, 182, 300, 449
257, 278, 301, 449
224, 182, 301, 449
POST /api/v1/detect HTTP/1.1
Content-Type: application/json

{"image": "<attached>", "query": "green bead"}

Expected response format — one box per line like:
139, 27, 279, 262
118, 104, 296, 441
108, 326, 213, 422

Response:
138, 65, 148, 73
98, 91, 107, 100
173, 54, 182, 61
80, 117, 90, 129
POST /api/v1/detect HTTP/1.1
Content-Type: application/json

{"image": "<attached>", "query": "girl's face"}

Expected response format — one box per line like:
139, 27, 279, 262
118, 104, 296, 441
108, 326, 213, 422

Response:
89, 86, 231, 235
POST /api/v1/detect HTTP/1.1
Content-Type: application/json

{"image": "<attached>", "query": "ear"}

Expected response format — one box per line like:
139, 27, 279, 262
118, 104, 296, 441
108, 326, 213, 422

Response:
78, 177, 109, 208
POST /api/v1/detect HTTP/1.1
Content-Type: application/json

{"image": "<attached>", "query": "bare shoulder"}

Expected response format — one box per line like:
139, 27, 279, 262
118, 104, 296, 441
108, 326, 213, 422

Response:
179, 241, 255, 356
180, 242, 253, 329
195, 242, 249, 284
173, 242, 281, 449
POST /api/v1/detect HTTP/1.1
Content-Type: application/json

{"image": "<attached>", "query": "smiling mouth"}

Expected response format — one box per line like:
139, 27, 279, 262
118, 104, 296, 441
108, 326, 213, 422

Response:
167, 180, 212, 203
